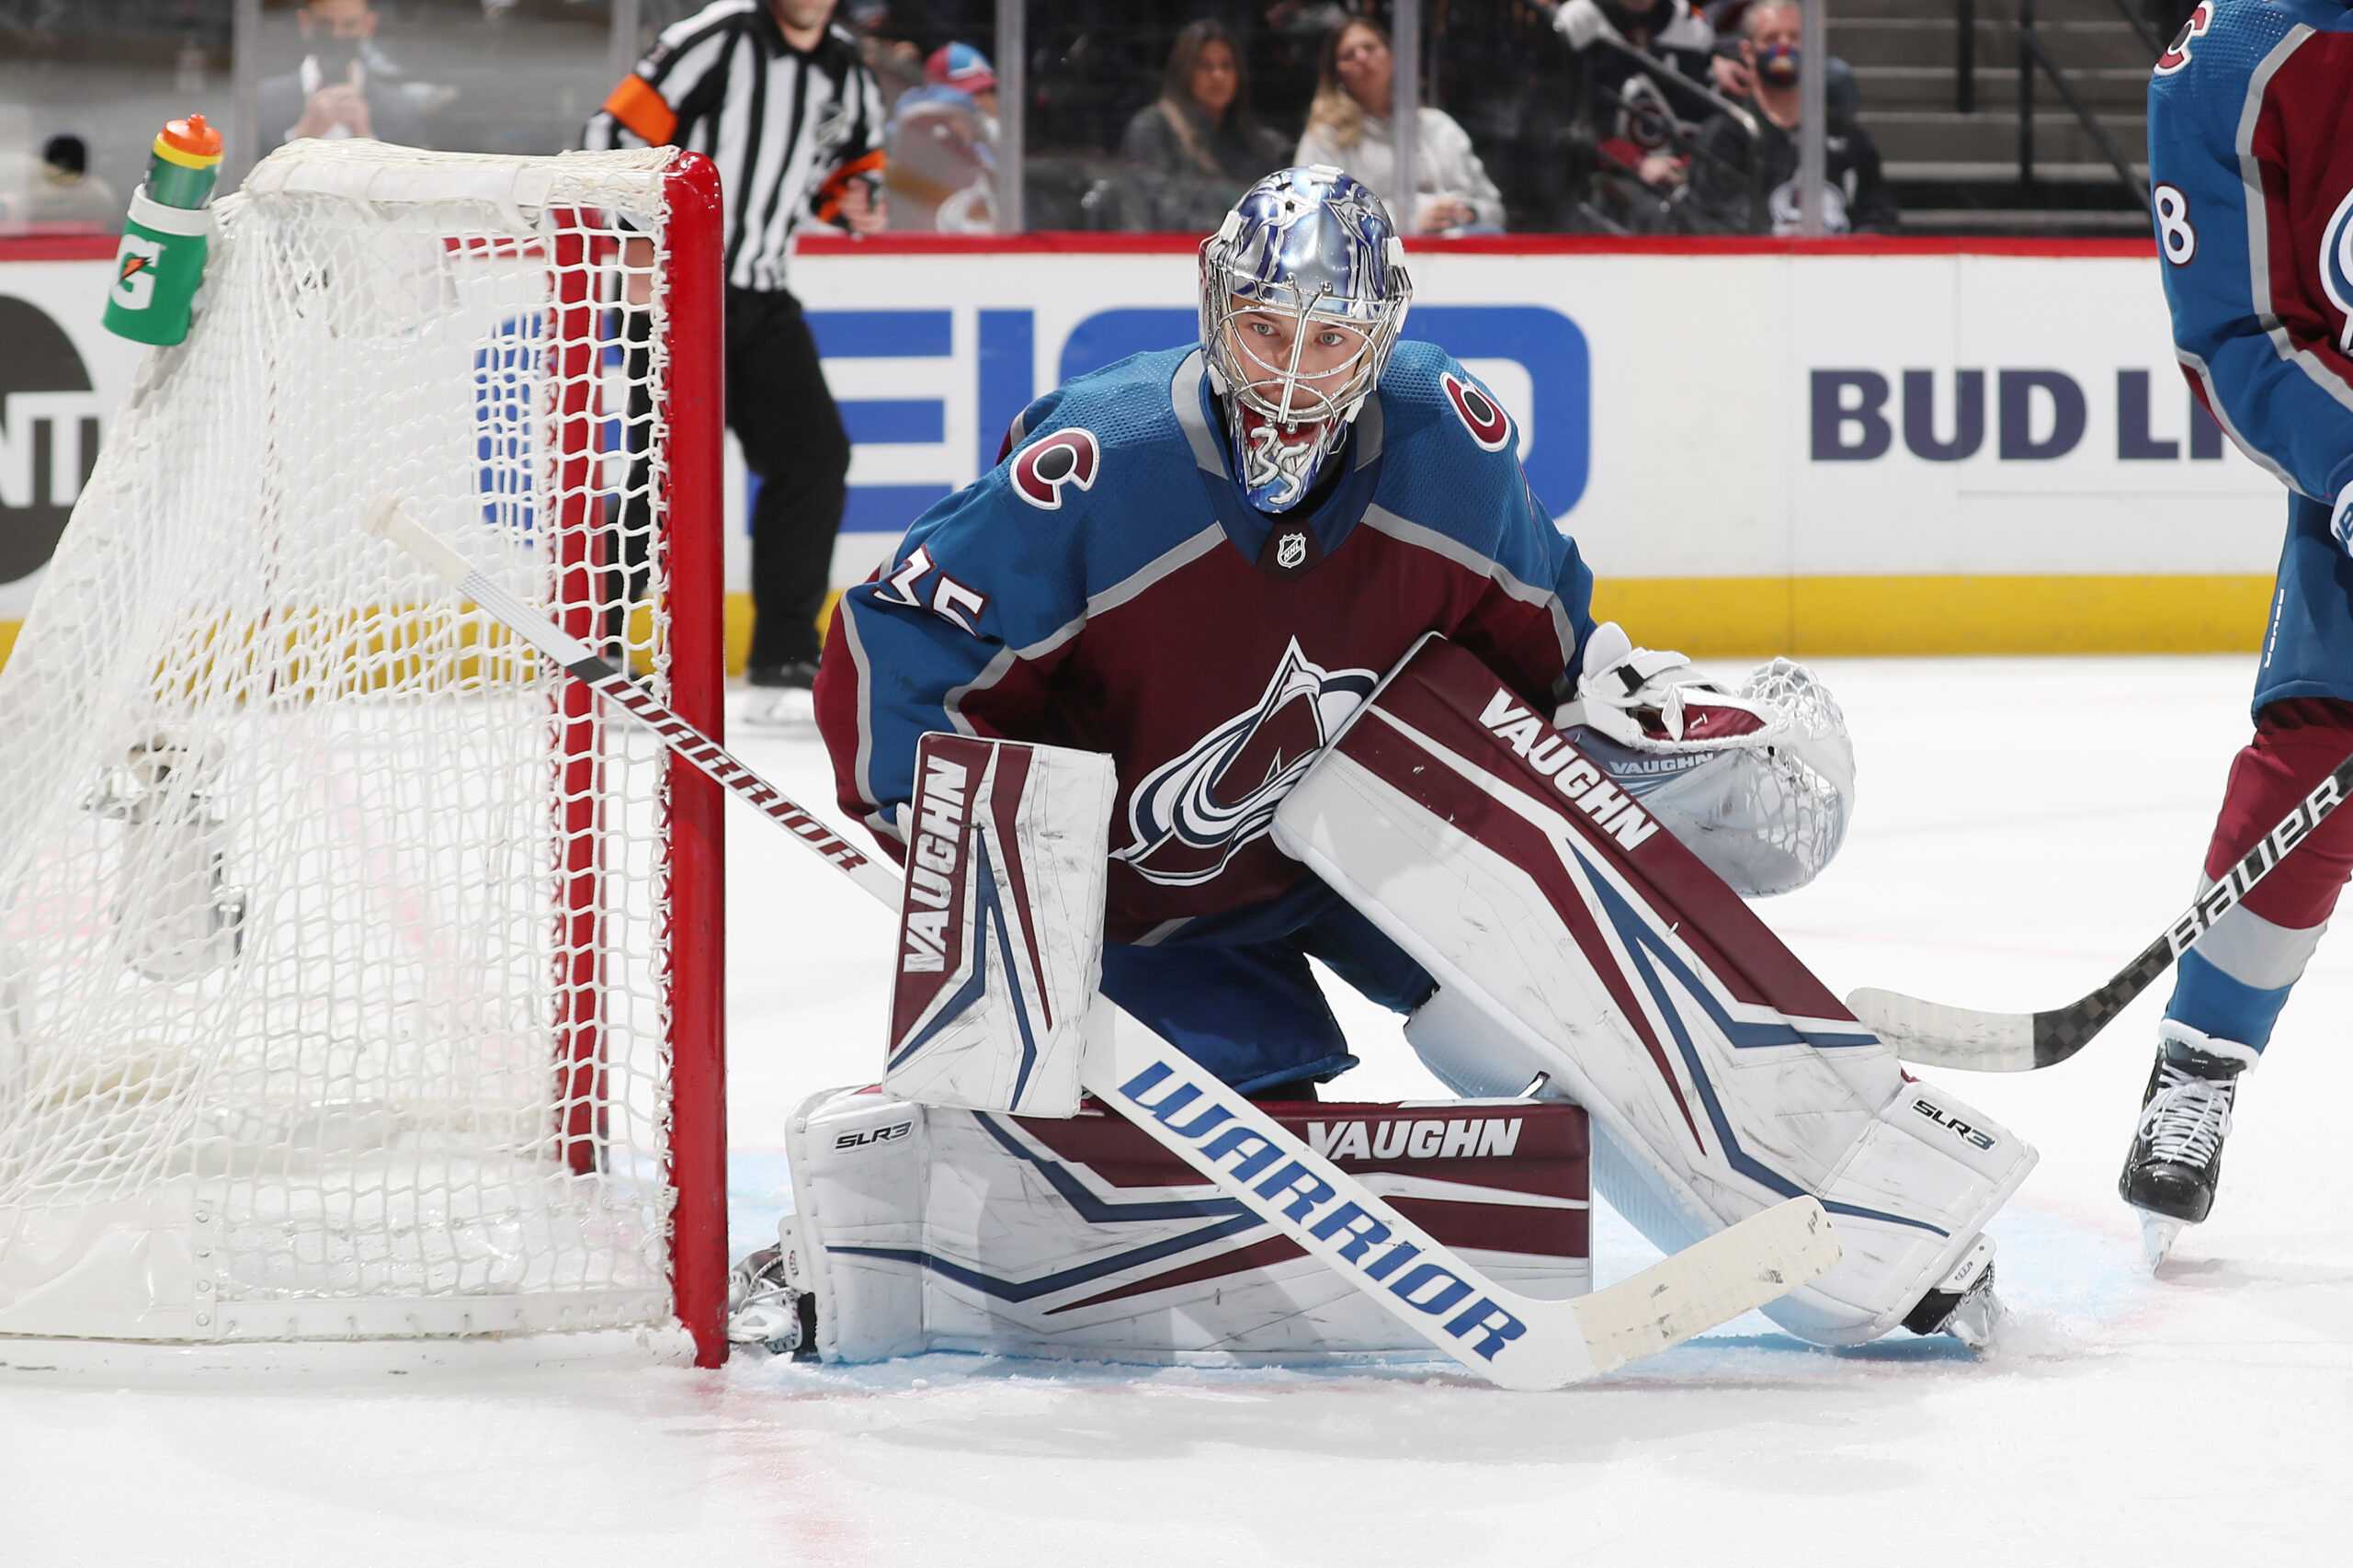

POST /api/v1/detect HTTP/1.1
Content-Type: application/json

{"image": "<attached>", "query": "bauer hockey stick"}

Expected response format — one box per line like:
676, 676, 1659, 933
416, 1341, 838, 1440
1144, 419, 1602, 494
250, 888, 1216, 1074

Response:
367, 494, 1837, 1388
1849, 754, 2353, 1072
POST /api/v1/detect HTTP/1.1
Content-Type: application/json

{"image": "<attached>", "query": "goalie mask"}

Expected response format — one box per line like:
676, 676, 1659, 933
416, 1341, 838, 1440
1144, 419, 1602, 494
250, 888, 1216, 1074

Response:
1199, 166, 1412, 512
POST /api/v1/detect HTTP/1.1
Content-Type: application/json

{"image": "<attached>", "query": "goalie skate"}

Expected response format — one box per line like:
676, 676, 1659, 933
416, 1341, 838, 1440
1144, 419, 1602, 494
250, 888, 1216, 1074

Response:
1897, 1234, 2004, 1350
727, 1218, 817, 1357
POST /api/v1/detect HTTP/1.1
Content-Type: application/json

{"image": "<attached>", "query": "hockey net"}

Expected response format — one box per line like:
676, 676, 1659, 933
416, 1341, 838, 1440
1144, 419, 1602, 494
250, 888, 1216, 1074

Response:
0, 142, 726, 1361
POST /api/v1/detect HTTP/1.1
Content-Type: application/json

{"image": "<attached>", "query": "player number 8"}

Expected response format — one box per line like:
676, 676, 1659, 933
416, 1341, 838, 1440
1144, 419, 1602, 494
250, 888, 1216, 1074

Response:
2154, 183, 2197, 266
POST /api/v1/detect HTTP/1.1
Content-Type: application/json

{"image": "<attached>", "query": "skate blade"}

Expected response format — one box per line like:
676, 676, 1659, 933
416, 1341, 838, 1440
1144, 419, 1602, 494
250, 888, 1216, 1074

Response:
1943, 1286, 2006, 1353
2139, 1213, 2185, 1271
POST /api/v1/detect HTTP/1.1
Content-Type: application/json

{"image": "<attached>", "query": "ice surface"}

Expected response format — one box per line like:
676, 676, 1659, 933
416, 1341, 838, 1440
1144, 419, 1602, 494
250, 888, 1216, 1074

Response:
6, 655, 2349, 1565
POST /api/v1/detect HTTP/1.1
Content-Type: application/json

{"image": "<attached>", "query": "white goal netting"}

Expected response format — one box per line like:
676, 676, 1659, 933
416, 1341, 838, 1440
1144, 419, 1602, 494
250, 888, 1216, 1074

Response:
0, 142, 710, 1346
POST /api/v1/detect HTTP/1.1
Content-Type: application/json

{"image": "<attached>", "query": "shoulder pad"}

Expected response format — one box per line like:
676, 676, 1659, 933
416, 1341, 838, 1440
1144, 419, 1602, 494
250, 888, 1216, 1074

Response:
1003, 346, 1201, 467
1378, 340, 1519, 460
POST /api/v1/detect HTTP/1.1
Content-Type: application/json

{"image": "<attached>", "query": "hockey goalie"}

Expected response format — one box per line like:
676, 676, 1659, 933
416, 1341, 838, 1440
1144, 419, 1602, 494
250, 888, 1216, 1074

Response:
737, 166, 2035, 1366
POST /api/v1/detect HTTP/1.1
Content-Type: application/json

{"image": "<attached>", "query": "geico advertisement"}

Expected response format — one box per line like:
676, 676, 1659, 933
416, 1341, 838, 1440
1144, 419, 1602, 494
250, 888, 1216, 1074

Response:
788, 246, 2283, 586
0, 245, 2288, 627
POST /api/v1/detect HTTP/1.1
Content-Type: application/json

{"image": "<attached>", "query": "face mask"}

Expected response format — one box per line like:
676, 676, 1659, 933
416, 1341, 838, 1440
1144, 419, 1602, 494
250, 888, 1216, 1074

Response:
1755, 41, 1801, 90
1226, 403, 1345, 513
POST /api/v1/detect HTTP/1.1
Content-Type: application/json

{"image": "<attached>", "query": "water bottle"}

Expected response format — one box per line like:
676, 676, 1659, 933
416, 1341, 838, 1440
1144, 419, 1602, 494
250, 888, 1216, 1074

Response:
103, 114, 223, 347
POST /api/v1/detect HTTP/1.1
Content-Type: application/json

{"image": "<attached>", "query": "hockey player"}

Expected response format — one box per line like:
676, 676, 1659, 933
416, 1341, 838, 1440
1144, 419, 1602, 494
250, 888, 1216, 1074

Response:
2119, 0, 2353, 1266
796, 167, 2022, 1359
818, 165, 1595, 1099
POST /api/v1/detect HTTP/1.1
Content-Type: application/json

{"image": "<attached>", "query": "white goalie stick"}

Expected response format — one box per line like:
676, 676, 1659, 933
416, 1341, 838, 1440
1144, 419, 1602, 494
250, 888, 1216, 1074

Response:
366, 494, 1836, 1389
1851, 756, 2353, 1073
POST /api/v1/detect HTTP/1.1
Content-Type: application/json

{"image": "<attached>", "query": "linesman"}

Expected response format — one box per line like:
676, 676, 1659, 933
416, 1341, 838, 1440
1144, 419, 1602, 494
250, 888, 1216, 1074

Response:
590, 0, 887, 721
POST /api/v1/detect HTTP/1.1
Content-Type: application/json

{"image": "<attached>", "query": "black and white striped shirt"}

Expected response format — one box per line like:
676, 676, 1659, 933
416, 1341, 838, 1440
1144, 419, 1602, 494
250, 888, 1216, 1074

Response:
587, 1, 885, 293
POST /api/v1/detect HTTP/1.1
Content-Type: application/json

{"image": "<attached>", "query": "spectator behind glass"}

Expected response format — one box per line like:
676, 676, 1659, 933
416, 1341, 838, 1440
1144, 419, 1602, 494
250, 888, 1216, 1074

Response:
30, 135, 120, 228
255, 0, 426, 160
1117, 20, 1290, 233
845, 1, 926, 110
887, 43, 996, 232
1704, 0, 1857, 119
1295, 18, 1504, 234
1688, 0, 1894, 234
928, 41, 998, 121
1545, 0, 1716, 193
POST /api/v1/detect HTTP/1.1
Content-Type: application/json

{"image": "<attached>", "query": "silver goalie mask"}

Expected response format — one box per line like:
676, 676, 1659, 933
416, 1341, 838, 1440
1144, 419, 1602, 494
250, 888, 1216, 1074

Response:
1199, 166, 1413, 511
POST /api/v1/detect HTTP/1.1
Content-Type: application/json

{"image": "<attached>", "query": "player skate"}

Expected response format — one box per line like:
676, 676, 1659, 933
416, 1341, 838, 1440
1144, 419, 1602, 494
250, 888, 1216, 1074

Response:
2120, 1023, 2255, 1268
727, 1218, 817, 1357
740, 662, 819, 732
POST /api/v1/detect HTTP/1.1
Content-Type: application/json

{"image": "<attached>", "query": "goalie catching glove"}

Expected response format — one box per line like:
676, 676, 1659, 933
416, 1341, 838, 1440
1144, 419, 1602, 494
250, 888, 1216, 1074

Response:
1554, 621, 1856, 897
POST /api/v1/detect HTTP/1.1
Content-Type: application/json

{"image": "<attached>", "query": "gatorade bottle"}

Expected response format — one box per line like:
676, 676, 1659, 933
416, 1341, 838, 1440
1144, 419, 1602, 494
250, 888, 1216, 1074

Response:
103, 114, 224, 347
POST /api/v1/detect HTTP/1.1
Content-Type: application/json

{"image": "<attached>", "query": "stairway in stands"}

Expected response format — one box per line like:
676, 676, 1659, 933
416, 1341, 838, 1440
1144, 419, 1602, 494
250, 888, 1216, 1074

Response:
1830, 0, 2171, 233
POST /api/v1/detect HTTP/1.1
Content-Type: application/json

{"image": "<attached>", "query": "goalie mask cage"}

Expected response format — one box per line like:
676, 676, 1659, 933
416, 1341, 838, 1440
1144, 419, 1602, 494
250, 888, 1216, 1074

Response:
0, 142, 728, 1366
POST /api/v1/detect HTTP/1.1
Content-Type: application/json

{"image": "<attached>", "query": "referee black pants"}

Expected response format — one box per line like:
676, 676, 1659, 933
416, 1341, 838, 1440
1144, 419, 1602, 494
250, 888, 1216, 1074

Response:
613, 287, 847, 671
729, 286, 849, 670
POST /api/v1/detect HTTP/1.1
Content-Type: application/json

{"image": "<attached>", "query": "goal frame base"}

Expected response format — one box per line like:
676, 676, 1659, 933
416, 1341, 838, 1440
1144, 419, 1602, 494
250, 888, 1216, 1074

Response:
0, 1324, 698, 1383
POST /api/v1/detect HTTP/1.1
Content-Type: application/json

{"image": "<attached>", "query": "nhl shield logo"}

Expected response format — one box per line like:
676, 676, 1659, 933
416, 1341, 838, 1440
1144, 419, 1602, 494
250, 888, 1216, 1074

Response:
1114, 639, 1378, 885
1256, 520, 1324, 582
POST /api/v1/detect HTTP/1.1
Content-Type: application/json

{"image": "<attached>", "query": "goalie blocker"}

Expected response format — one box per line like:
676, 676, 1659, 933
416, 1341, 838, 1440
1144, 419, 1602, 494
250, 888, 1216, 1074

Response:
1274, 636, 2035, 1346
884, 733, 1115, 1119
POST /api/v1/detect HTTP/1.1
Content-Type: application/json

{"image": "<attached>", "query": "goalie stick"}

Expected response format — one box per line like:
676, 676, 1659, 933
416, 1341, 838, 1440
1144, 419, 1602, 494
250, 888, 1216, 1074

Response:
1849, 754, 2353, 1072
365, 494, 1836, 1388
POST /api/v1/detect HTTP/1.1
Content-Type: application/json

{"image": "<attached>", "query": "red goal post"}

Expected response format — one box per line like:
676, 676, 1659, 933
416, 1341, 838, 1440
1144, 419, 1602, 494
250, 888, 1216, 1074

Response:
635, 151, 727, 1369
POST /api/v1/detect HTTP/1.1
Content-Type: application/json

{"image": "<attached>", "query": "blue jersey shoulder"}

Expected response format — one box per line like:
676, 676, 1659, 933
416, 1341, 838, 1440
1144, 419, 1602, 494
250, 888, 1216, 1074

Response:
2151, 0, 2348, 123
1000, 345, 1198, 464
883, 346, 1213, 649
1370, 338, 1552, 556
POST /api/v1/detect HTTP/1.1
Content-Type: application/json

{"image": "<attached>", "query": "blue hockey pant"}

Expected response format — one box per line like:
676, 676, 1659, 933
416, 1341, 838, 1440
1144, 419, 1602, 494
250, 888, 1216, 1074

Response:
1097, 875, 1437, 1096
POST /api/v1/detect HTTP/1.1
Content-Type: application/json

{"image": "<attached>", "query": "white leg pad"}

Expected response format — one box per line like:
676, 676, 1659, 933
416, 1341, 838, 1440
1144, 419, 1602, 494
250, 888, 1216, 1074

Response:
1278, 637, 2037, 1345
784, 1085, 1594, 1365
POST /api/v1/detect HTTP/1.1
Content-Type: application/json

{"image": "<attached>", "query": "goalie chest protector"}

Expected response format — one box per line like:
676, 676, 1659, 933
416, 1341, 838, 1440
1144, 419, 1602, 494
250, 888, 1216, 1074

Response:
787, 1086, 1590, 1365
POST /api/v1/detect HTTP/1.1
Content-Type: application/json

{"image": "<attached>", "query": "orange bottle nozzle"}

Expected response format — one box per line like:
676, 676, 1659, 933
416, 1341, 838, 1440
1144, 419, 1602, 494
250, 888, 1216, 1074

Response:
157, 114, 224, 165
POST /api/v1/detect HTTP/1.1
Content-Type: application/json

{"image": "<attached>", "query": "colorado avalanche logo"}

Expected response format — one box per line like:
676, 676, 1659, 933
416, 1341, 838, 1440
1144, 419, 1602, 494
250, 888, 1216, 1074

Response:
2154, 2, 2210, 75
1114, 639, 1378, 886
1442, 371, 1512, 452
1011, 427, 1100, 509
2324, 187, 2353, 354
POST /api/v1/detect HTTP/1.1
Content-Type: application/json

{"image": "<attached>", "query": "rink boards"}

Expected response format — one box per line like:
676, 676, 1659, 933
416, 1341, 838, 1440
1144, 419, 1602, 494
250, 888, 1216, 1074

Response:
0, 234, 2283, 663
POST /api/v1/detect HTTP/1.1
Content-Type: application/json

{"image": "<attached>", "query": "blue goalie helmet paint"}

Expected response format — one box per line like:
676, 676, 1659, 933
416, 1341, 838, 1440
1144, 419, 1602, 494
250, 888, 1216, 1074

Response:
1199, 166, 1413, 511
